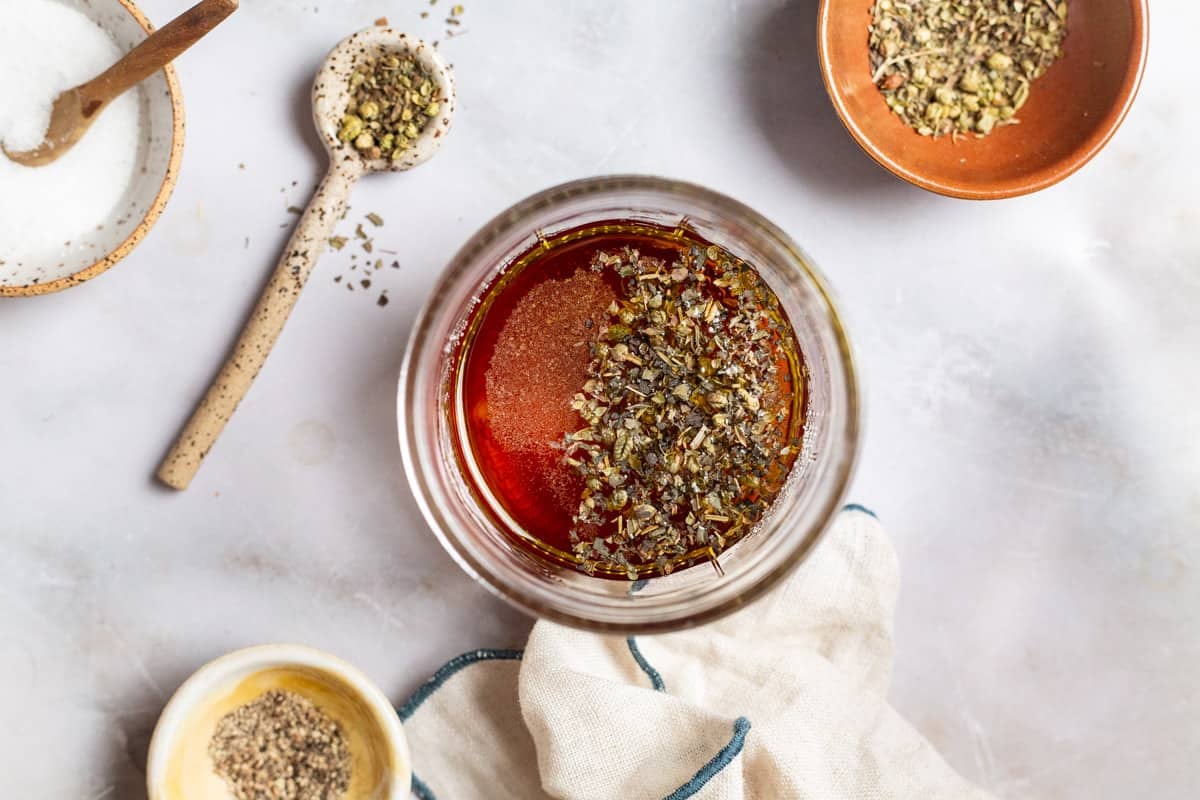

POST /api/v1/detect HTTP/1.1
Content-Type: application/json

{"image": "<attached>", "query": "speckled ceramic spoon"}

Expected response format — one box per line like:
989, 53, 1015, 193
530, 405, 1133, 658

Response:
157, 27, 455, 490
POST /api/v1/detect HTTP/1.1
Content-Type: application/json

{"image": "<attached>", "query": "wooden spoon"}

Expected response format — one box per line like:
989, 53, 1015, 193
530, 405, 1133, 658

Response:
2, 0, 238, 167
156, 27, 456, 490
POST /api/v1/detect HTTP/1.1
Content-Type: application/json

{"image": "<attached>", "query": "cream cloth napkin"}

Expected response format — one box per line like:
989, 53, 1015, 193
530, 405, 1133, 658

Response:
400, 507, 993, 800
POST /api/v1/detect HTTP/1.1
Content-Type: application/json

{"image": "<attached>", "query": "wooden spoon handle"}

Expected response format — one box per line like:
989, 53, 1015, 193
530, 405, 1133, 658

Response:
84, 0, 238, 104
157, 158, 364, 490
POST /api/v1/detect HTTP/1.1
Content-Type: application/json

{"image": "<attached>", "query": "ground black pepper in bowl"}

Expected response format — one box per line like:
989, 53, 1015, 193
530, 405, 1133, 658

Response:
869, 0, 1068, 138
209, 689, 351, 800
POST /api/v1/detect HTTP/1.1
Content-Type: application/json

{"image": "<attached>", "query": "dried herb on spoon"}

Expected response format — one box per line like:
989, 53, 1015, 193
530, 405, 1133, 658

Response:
338, 54, 443, 160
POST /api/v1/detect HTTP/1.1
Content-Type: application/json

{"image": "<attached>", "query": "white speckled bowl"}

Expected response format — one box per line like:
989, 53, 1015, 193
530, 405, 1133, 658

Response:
0, 0, 184, 297
146, 644, 412, 800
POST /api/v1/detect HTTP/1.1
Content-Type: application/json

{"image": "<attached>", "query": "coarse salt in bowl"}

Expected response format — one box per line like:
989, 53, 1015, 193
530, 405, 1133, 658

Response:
0, 0, 184, 297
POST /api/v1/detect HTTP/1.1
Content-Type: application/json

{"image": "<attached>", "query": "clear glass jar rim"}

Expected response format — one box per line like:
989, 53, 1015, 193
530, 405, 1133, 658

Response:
399, 175, 862, 633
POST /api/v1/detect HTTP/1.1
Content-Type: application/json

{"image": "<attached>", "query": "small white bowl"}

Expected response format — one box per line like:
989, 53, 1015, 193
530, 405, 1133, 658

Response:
0, 0, 184, 297
146, 644, 411, 800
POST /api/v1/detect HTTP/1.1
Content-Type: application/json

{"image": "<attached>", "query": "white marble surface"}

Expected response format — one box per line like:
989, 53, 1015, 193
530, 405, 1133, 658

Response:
1, 1, 1197, 797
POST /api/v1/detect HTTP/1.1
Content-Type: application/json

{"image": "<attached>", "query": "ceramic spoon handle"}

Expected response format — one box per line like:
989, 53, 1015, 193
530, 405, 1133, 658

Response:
157, 158, 364, 490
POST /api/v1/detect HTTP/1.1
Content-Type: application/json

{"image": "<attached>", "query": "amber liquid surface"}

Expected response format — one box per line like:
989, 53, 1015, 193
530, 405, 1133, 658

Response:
455, 221, 807, 578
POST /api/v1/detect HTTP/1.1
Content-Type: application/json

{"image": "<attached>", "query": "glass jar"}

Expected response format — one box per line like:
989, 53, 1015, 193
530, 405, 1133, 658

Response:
399, 176, 859, 633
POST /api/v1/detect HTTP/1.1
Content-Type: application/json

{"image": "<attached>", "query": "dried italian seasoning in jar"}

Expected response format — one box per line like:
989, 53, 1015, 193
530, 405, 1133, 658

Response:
460, 220, 807, 582
561, 245, 800, 578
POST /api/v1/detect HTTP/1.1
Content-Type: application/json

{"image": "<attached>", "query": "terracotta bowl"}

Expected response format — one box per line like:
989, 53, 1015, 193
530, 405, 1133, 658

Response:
0, 0, 184, 297
818, 0, 1149, 199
